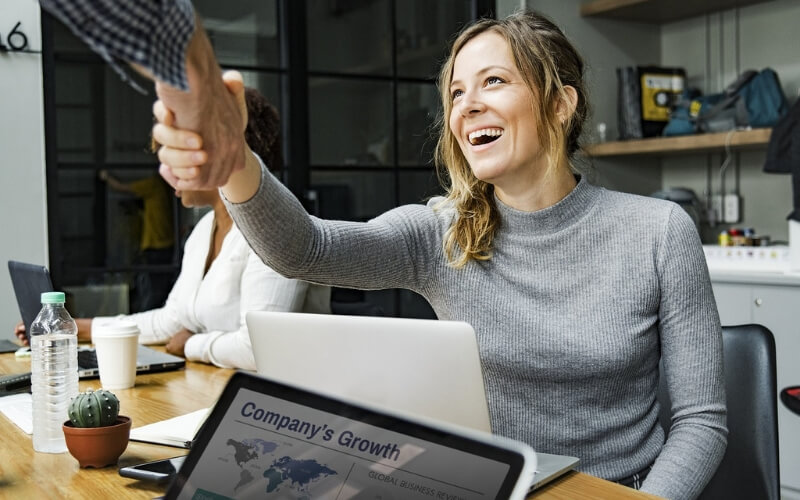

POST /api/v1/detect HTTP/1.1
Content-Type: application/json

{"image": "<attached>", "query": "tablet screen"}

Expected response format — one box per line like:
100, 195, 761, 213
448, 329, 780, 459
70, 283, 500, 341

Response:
166, 373, 528, 500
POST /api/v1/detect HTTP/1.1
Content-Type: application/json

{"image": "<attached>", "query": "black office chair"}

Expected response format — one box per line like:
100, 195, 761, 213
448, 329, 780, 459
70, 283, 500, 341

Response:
329, 287, 385, 317
781, 386, 800, 416
658, 324, 780, 500
330, 300, 385, 316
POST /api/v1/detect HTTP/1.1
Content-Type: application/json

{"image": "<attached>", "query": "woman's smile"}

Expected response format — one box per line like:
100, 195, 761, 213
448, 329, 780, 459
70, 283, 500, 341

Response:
449, 31, 544, 193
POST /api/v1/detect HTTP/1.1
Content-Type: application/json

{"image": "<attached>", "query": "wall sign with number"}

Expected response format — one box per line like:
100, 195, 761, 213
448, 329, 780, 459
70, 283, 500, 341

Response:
0, 21, 34, 53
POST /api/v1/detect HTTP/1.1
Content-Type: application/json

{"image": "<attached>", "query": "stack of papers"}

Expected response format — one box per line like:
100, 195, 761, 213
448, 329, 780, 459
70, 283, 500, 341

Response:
129, 408, 210, 448
0, 393, 32, 434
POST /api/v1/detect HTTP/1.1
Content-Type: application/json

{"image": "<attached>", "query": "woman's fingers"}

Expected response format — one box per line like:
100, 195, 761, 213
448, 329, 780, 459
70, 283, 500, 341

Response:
159, 163, 180, 187
158, 145, 205, 175
222, 70, 248, 130
160, 162, 198, 182
154, 99, 204, 188
152, 99, 174, 127
152, 123, 203, 150
151, 102, 205, 182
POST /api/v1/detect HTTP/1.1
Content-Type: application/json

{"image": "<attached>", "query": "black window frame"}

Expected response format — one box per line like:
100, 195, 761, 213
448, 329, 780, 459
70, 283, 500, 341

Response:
40, 0, 495, 318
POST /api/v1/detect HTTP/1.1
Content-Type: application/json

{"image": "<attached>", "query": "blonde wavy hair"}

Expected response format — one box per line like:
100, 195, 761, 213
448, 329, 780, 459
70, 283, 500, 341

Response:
434, 11, 588, 268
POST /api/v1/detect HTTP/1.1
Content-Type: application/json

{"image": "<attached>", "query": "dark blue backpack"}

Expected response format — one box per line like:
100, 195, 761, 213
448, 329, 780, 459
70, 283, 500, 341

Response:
742, 69, 789, 127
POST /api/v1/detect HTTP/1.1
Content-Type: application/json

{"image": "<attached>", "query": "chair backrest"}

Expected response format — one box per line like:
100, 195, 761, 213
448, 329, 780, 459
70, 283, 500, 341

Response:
330, 300, 385, 316
329, 287, 385, 317
658, 324, 780, 500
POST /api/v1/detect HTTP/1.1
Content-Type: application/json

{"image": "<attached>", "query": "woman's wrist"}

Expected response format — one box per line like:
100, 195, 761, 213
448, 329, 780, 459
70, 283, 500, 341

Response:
221, 145, 262, 203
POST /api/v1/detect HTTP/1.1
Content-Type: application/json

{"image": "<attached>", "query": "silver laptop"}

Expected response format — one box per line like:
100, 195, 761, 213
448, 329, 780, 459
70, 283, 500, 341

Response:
7, 260, 185, 377
74, 344, 184, 378
246, 311, 578, 491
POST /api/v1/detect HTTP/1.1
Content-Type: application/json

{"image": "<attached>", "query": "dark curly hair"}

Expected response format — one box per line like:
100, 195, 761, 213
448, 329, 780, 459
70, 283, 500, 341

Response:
244, 87, 283, 173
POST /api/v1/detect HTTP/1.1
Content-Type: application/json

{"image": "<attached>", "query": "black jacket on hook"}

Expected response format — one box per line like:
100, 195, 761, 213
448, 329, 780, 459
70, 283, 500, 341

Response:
763, 99, 800, 221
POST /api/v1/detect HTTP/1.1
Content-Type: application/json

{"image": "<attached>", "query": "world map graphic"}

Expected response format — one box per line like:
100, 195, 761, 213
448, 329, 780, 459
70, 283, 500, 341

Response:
220, 438, 338, 497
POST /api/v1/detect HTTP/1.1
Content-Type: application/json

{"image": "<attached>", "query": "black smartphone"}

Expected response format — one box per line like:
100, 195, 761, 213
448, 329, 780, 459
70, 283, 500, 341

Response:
118, 455, 186, 483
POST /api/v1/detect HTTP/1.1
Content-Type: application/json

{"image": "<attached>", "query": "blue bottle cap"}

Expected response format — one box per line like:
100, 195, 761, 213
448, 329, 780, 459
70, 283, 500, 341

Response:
40, 291, 65, 304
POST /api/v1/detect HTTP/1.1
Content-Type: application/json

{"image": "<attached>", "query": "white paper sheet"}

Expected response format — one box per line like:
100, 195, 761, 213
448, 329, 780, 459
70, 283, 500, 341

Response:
129, 407, 210, 448
0, 393, 33, 434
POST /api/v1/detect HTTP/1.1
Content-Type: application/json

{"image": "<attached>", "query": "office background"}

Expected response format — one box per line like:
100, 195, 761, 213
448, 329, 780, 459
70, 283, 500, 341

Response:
2, 0, 799, 324
1, 0, 799, 496
3, 0, 799, 325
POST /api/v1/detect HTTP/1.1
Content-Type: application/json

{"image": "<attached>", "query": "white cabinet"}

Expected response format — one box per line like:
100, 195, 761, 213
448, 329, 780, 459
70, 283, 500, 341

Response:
710, 280, 800, 498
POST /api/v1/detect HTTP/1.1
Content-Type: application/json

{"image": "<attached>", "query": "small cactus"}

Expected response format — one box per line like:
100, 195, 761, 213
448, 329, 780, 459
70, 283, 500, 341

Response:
68, 389, 120, 428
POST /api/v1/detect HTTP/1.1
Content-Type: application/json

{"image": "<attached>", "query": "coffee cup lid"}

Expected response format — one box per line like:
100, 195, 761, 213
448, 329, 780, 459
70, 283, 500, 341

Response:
92, 319, 140, 337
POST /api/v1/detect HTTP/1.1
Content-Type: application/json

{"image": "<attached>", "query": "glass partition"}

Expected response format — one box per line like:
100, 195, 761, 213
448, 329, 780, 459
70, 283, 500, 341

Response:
396, 0, 473, 79
196, 0, 281, 68
307, 0, 392, 76
44, 0, 490, 319
397, 82, 440, 166
309, 78, 393, 167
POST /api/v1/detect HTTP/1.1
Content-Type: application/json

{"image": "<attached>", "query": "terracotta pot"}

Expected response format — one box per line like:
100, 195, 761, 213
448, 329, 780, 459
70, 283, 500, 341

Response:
62, 415, 131, 468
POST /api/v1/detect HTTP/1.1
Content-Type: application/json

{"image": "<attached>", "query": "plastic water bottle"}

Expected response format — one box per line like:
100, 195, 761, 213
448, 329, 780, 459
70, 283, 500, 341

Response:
30, 291, 79, 453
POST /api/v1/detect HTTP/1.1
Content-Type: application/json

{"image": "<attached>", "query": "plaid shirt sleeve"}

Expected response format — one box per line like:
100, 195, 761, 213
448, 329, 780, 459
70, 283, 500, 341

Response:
38, 0, 195, 91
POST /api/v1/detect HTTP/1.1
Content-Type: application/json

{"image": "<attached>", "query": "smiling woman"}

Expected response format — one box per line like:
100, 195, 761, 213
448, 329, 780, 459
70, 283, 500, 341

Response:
149, 9, 726, 500
437, 18, 586, 267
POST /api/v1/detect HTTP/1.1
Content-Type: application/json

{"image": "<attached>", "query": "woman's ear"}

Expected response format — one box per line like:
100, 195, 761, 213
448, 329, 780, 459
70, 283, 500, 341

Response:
557, 85, 578, 124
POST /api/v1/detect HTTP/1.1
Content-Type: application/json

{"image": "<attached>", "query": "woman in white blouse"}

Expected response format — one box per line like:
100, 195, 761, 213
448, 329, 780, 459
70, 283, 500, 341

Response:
91, 185, 329, 370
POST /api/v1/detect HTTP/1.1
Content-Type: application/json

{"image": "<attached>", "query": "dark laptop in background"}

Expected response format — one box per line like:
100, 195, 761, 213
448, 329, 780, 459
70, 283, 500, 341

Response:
1, 261, 53, 353
6, 260, 185, 377
164, 371, 539, 500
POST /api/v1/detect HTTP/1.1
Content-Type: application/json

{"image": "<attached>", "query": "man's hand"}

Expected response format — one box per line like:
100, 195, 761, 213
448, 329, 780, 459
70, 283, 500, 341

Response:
166, 328, 194, 358
155, 18, 247, 191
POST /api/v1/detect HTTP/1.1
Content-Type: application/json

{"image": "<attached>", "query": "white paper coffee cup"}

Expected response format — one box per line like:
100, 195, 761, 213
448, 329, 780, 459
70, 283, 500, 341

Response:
92, 319, 140, 390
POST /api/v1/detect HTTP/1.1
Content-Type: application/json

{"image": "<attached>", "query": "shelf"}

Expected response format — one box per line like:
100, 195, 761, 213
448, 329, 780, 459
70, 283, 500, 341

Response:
584, 127, 772, 157
579, 0, 774, 24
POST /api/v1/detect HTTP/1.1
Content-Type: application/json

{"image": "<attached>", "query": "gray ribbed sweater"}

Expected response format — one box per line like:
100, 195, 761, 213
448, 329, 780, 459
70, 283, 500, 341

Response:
226, 164, 727, 500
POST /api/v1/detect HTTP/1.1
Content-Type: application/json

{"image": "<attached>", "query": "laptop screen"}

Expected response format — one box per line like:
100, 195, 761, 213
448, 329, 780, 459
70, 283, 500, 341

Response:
247, 311, 492, 433
165, 372, 535, 500
8, 260, 54, 339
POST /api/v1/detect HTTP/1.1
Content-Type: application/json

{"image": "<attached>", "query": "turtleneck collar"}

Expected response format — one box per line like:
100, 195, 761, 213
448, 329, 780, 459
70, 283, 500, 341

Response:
493, 176, 600, 235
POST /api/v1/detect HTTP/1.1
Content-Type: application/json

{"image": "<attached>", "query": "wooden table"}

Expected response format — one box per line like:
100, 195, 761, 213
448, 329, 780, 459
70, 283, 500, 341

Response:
0, 350, 659, 499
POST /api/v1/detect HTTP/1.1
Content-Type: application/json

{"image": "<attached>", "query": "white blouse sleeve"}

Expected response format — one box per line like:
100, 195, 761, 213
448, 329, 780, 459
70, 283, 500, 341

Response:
106, 214, 211, 345
182, 250, 310, 370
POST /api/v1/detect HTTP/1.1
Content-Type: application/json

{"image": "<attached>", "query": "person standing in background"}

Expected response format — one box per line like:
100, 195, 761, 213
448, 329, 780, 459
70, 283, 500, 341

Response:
98, 169, 175, 312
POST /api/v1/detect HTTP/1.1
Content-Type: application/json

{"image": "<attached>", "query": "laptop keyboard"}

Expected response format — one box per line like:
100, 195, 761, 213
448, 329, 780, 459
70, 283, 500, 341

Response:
77, 349, 98, 369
